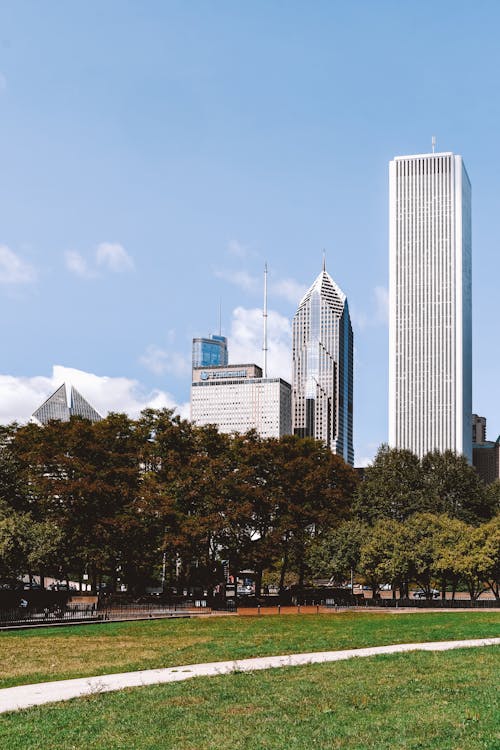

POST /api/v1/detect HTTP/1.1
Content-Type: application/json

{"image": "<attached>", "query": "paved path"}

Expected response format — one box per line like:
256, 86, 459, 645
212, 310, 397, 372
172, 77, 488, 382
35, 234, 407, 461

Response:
1, 637, 498, 714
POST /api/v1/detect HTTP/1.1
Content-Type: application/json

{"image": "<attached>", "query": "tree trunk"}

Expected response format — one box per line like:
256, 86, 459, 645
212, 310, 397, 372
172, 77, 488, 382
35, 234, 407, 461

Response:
254, 567, 263, 599
279, 548, 289, 595
298, 559, 306, 595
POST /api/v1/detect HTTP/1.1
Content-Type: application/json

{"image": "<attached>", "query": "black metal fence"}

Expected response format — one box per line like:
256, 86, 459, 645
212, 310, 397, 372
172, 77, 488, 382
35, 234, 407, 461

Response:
2, 593, 498, 629
0, 604, 103, 628
317, 596, 499, 609
358, 597, 500, 609
101, 601, 212, 621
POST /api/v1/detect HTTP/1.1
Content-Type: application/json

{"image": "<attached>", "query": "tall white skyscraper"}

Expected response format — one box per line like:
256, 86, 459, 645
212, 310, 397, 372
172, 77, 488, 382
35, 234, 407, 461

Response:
389, 151, 472, 460
292, 262, 353, 465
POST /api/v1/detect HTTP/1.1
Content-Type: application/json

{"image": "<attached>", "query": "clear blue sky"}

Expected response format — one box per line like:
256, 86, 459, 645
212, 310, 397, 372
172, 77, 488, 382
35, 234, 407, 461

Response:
1, 1, 499, 463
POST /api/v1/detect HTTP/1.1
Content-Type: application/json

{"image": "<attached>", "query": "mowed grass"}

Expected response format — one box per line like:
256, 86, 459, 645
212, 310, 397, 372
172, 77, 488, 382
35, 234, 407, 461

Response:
0, 610, 498, 689
0, 647, 498, 749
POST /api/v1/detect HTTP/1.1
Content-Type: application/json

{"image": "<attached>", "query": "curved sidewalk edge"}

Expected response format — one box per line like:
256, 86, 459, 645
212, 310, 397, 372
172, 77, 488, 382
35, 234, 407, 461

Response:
1, 637, 499, 714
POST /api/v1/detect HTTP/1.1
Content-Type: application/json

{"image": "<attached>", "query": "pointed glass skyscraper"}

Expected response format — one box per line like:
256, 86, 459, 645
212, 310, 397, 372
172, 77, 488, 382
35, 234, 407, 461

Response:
292, 261, 354, 464
33, 383, 102, 425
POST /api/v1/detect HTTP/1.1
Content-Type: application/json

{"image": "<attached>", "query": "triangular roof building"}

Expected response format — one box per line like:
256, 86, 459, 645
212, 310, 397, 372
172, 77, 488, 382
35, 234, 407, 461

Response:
32, 383, 102, 425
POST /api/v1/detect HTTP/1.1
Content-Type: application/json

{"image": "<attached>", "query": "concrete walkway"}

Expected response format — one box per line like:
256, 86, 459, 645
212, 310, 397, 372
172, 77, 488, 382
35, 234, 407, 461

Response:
1, 637, 498, 714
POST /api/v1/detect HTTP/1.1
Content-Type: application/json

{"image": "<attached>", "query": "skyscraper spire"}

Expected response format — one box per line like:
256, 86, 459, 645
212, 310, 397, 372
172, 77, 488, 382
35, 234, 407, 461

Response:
322, 250, 326, 272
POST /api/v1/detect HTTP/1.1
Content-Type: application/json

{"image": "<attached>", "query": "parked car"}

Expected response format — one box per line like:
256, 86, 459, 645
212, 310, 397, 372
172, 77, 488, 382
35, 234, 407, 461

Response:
237, 585, 253, 596
413, 589, 440, 599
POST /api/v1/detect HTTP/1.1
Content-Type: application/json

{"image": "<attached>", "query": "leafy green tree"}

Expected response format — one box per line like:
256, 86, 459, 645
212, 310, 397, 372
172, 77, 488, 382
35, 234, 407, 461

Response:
272, 436, 357, 592
359, 519, 410, 597
421, 450, 494, 524
484, 481, 500, 519
354, 445, 428, 524
0, 510, 32, 581
403, 513, 444, 598
0, 424, 28, 513
451, 530, 489, 600
429, 514, 469, 599
470, 515, 500, 600
307, 519, 367, 585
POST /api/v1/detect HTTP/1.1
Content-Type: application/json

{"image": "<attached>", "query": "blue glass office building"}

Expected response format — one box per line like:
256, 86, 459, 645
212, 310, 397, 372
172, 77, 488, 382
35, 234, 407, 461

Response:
192, 335, 229, 369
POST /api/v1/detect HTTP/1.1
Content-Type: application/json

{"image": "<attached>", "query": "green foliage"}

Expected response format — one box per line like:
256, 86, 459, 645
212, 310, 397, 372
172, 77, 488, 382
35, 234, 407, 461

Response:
0, 417, 497, 598
421, 450, 495, 523
354, 445, 495, 526
354, 444, 428, 523
0, 412, 357, 592
307, 520, 367, 582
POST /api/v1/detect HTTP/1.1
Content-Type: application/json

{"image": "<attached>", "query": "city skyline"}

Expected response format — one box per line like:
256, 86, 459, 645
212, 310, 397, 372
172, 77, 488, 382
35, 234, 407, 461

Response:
1, 4, 500, 464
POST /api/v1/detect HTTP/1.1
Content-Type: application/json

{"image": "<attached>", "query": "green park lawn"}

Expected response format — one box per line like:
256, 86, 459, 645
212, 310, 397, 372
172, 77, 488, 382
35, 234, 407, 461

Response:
0, 610, 498, 689
0, 646, 498, 749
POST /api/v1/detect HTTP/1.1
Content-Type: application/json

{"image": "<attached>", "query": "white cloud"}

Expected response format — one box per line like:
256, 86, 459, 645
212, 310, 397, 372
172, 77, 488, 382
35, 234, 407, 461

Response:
139, 345, 190, 378
271, 277, 307, 305
0, 245, 36, 284
356, 455, 374, 468
0, 365, 189, 425
96, 242, 134, 273
355, 441, 381, 468
65, 242, 134, 278
64, 250, 94, 279
228, 306, 292, 381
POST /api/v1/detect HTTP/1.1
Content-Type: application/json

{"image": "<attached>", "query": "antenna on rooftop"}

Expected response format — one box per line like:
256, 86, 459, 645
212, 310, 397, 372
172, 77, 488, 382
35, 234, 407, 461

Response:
263, 263, 268, 378
322, 249, 326, 272
431, 135, 436, 154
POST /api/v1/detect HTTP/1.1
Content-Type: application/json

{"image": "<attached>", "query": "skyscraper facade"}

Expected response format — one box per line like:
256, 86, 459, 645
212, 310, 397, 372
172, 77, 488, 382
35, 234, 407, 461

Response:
389, 151, 472, 460
292, 263, 354, 465
472, 413, 487, 444
192, 335, 228, 369
191, 363, 292, 438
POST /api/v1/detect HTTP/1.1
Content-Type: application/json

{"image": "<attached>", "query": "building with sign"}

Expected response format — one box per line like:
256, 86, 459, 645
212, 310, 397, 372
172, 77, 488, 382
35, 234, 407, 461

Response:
292, 260, 354, 465
191, 364, 292, 439
192, 335, 228, 369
